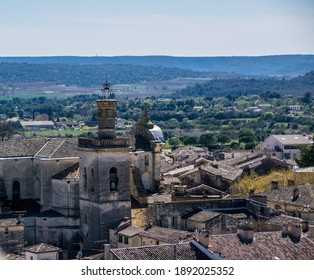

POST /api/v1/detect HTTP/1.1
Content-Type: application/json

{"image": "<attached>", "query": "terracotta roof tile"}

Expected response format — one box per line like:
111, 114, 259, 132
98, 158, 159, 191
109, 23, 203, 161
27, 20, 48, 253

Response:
52, 163, 80, 180
138, 226, 193, 244
24, 243, 62, 253
206, 231, 314, 260
0, 138, 48, 157
118, 226, 145, 237
260, 184, 314, 208
111, 243, 208, 260
185, 210, 220, 223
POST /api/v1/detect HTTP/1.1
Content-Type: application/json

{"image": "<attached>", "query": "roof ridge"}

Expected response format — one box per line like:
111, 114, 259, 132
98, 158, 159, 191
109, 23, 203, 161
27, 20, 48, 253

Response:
33, 139, 51, 157
49, 140, 65, 158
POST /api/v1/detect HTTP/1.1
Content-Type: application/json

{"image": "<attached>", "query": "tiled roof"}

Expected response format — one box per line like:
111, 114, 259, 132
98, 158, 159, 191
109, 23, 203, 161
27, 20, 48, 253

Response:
222, 152, 264, 167
186, 184, 225, 195
111, 243, 208, 260
162, 175, 181, 185
35, 138, 78, 158
0, 138, 78, 158
163, 165, 196, 176
0, 138, 48, 157
139, 226, 193, 244
20, 120, 55, 127
118, 226, 145, 237
304, 226, 314, 243
24, 243, 62, 253
0, 218, 23, 227
266, 214, 304, 226
52, 163, 80, 180
260, 184, 314, 207
206, 231, 314, 260
200, 163, 243, 182
1, 253, 25, 260
184, 210, 220, 223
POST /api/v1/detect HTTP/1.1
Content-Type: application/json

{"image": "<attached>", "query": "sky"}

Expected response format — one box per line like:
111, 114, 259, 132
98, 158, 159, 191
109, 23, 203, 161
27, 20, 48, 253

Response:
0, 0, 313, 57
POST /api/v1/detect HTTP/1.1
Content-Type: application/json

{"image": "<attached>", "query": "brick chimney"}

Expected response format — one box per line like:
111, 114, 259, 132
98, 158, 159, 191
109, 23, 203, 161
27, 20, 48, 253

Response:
237, 223, 254, 244
282, 223, 301, 243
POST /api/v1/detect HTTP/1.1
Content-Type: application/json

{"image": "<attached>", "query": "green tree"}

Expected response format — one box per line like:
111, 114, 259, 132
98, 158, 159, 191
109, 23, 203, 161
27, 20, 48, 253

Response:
217, 133, 230, 145
301, 92, 312, 104
199, 133, 216, 148
296, 137, 314, 167
168, 137, 183, 147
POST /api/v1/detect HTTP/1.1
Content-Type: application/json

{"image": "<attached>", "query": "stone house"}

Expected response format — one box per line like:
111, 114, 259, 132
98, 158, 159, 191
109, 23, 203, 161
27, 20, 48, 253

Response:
24, 243, 62, 260
181, 210, 240, 234
260, 184, 314, 221
113, 225, 193, 248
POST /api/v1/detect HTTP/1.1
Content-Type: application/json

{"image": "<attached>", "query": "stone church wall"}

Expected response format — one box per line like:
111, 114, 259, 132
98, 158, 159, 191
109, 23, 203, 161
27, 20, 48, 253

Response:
34, 158, 78, 210
51, 179, 79, 217
1, 157, 34, 200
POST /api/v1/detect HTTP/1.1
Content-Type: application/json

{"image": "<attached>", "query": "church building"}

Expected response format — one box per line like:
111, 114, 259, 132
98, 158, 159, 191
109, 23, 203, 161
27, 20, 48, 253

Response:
0, 81, 164, 257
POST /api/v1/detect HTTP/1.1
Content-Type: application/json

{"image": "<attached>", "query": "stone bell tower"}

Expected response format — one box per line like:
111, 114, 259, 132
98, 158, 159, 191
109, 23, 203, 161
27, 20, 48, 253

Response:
77, 81, 131, 251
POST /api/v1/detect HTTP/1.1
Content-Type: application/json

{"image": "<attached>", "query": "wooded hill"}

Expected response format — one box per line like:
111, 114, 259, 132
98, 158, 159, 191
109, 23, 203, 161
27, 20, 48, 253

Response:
174, 71, 314, 98
0, 54, 314, 76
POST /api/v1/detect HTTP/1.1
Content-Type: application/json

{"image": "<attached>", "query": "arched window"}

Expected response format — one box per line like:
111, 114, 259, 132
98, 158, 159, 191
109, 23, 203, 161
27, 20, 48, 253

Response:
110, 167, 118, 191
12, 180, 21, 201
83, 168, 87, 192
90, 169, 95, 192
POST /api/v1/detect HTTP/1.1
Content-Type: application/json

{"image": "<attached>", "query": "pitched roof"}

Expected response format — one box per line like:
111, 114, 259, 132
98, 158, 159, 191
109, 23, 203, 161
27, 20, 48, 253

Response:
260, 184, 314, 208
1, 253, 25, 260
206, 231, 314, 260
0, 218, 23, 227
35, 138, 78, 158
111, 243, 209, 260
184, 210, 220, 223
24, 243, 62, 253
186, 184, 226, 195
266, 214, 304, 226
138, 226, 193, 244
200, 163, 243, 182
118, 226, 145, 237
0, 138, 48, 157
52, 163, 80, 180
0, 138, 78, 158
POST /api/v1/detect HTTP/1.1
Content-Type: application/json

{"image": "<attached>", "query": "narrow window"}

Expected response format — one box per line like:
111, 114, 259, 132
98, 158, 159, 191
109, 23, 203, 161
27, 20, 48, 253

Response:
84, 214, 88, 224
110, 167, 118, 191
83, 168, 87, 192
90, 169, 95, 192
12, 180, 21, 201
124, 237, 129, 244
118, 235, 123, 243
145, 155, 149, 166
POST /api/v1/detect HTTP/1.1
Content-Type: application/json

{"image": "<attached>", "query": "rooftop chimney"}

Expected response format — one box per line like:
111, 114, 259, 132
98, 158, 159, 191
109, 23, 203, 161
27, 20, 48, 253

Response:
237, 223, 254, 244
292, 188, 299, 202
282, 223, 301, 243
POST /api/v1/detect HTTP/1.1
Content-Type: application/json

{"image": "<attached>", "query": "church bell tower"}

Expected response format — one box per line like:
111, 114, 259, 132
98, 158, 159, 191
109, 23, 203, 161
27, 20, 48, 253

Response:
77, 81, 131, 251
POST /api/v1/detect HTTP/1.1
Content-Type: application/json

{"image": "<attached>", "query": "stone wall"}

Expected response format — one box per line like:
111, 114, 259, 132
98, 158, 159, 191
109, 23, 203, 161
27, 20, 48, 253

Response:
51, 179, 79, 217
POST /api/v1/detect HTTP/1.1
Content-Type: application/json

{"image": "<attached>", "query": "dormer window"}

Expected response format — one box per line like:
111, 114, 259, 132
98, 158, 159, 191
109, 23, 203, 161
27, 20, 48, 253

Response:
110, 167, 118, 191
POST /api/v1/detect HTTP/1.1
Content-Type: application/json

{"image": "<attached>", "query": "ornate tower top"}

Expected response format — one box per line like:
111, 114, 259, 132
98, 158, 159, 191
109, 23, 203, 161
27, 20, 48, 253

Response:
97, 80, 117, 139
101, 80, 111, 99
77, 80, 129, 148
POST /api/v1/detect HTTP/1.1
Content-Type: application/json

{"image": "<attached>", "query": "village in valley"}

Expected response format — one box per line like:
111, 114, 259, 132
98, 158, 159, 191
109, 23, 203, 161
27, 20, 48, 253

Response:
0, 72, 314, 260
